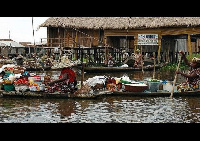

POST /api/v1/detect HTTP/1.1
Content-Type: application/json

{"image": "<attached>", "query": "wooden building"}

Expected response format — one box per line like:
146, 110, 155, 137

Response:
39, 17, 200, 64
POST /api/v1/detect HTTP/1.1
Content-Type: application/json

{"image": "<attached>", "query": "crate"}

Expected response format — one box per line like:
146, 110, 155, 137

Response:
5, 72, 14, 76
3, 84, 15, 91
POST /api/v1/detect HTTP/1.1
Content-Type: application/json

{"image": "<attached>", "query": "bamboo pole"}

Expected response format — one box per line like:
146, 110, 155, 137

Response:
81, 63, 85, 88
153, 52, 156, 79
170, 54, 181, 99
141, 45, 144, 74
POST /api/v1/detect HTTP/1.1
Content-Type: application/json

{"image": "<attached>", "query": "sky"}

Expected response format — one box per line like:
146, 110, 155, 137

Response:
0, 17, 49, 43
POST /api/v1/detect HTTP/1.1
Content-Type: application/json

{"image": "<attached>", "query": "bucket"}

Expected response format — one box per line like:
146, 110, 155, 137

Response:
148, 81, 161, 92
162, 81, 177, 92
3, 84, 15, 91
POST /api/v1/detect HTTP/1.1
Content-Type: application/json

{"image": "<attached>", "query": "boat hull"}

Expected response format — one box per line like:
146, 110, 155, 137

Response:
83, 66, 161, 73
1, 89, 200, 99
108, 90, 200, 97
0, 90, 103, 99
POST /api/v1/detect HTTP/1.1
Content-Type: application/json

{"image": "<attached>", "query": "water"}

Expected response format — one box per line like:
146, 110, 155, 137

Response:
0, 69, 198, 123
1, 96, 200, 123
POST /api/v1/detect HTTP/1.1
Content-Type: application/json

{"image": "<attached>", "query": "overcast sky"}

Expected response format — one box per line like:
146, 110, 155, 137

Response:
0, 17, 49, 43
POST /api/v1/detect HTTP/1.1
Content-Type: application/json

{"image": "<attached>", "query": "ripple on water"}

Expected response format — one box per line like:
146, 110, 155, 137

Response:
0, 96, 200, 123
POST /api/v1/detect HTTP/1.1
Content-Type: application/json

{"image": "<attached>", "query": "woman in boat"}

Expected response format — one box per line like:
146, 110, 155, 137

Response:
45, 66, 77, 93
133, 49, 143, 68
176, 50, 200, 91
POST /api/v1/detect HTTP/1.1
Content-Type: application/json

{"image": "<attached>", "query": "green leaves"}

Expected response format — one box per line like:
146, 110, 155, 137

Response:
160, 63, 188, 71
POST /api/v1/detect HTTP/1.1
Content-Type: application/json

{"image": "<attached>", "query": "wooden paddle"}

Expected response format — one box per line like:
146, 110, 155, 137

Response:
153, 52, 156, 79
170, 54, 182, 98
141, 46, 144, 74
81, 63, 85, 88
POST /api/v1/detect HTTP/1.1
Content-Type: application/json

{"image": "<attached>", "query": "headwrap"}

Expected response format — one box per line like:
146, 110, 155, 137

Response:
192, 57, 200, 63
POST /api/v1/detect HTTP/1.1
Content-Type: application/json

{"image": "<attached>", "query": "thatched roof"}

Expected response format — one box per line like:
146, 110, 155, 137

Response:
39, 17, 200, 30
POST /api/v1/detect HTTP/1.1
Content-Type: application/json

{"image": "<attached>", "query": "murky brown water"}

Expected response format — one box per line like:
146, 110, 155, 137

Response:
0, 69, 199, 123
1, 96, 200, 123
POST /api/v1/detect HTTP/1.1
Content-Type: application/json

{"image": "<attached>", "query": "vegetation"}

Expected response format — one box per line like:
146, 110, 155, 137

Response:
186, 53, 200, 61
160, 62, 188, 71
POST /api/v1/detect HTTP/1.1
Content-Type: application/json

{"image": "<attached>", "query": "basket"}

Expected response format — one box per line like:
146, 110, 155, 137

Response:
3, 84, 15, 91
148, 81, 161, 92
15, 85, 29, 92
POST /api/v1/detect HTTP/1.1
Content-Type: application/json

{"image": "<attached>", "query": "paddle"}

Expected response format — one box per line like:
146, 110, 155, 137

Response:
141, 46, 144, 74
153, 52, 156, 79
81, 63, 85, 88
170, 54, 182, 98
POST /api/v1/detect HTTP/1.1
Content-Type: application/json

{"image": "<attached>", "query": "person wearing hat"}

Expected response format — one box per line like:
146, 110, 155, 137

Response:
176, 50, 200, 91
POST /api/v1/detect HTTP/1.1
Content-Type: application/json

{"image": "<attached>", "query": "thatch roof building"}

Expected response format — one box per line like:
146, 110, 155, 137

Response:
39, 17, 200, 64
39, 17, 200, 30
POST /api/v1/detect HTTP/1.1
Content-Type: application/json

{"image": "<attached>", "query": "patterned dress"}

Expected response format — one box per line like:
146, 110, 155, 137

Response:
177, 68, 200, 92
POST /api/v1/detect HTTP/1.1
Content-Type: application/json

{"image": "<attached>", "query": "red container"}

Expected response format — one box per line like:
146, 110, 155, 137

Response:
33, 76, 41, 81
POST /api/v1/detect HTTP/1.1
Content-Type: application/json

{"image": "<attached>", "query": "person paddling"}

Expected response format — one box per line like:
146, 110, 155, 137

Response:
176, 50, 200, 92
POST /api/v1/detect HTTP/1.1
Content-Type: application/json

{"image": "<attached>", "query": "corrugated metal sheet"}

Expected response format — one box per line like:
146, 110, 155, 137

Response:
0, 41, 25, 47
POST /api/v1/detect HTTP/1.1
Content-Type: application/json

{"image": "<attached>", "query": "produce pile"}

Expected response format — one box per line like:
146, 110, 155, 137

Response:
51, 55, 81, 69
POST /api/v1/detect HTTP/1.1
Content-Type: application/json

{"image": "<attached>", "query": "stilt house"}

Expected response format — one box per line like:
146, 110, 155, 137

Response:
39, 17, 200, 64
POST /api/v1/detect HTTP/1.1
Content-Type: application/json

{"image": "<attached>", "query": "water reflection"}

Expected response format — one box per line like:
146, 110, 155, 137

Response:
1, 96, 200, 123
0, 69, 199, 123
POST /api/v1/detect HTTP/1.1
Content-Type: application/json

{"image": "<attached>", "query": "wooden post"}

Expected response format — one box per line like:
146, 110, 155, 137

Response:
188, 34, 192, 61
104, 37, 107, 64
134, 34, 138, 53
75, 31, 78, 60
157, 34, 161, 64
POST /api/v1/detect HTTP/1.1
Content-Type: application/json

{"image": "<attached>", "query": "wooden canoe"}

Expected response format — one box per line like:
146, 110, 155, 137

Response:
0, 90, 109, 99
25, 66, 52, 71
104, 90, 200, 97
83, 65, 161, 73
1, 89, 200, 99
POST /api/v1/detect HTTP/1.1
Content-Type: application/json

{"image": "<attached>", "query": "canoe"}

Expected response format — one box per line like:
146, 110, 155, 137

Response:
25, 66, 52, 71
0, 90, 110, 99
1, 89, 200, 99
104, 90, 200, 97
83, 65, 161, 73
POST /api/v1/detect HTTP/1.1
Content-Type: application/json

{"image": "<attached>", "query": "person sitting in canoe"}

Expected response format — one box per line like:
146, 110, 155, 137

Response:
133, 49, 143, 68
176, 50, 200, 92
45, 66, 77, 93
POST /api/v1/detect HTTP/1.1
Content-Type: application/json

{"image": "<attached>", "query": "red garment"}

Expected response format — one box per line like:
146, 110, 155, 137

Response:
59, 67, 76, 83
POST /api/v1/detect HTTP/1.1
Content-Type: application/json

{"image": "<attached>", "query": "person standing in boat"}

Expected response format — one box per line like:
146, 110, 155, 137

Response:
176, 50, 200, 92
45, 65, 77, 93
133, 49, 143, 68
